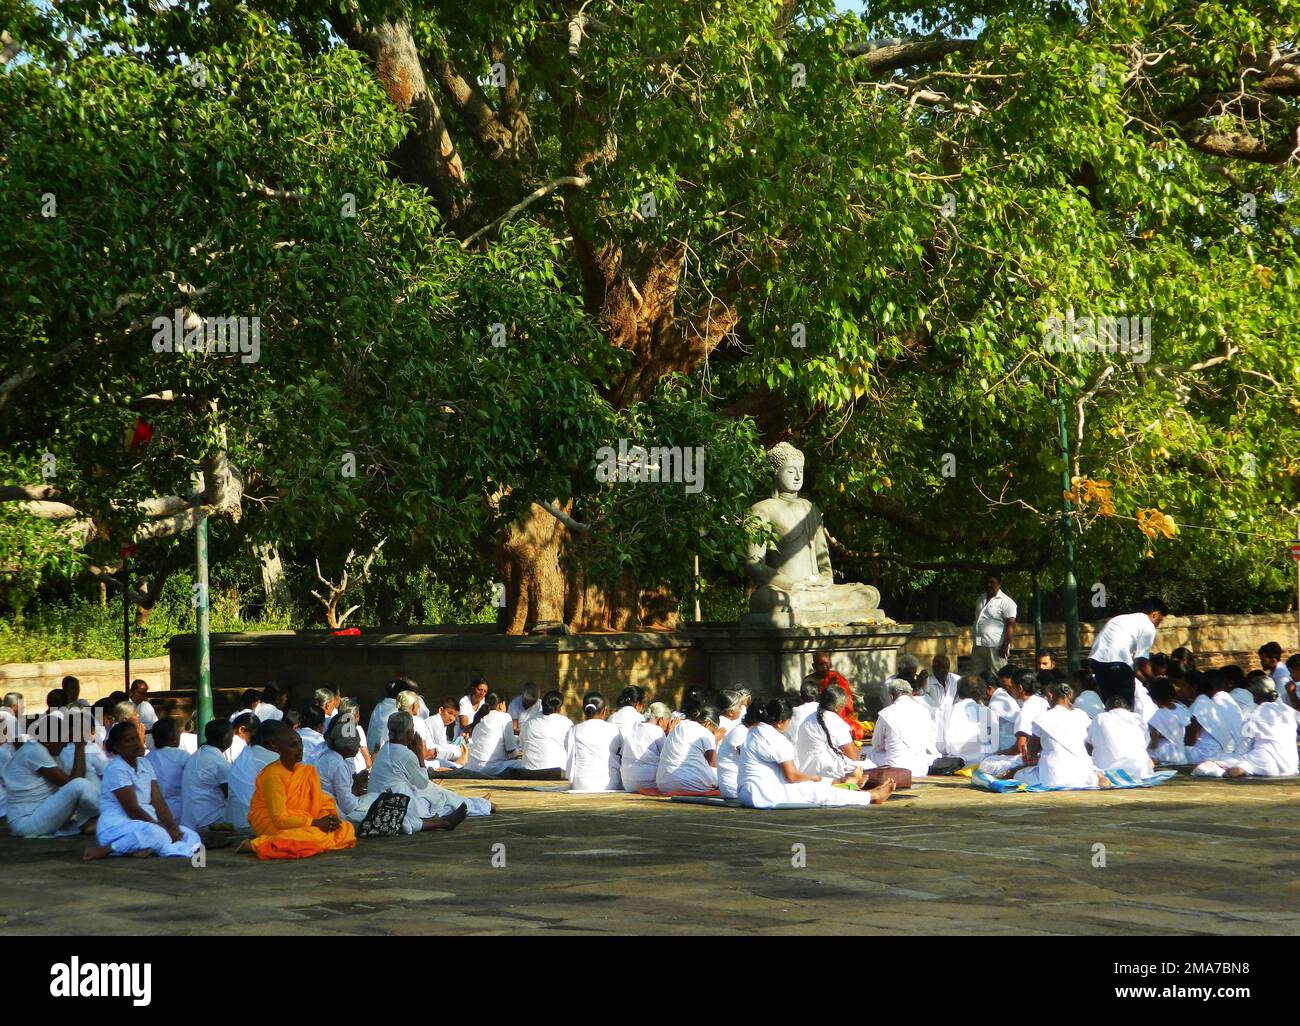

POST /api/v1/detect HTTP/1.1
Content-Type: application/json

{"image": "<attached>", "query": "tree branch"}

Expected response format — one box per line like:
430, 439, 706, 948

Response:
846, 38, 979, 72
534, 500, 592, 534
461, 175, 590, 248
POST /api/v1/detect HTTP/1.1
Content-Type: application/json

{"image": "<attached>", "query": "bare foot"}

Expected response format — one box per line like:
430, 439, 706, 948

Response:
489, 802, 500, 814
438, 803, 469, 831
234, 839, 255, 854
81, 817, 99, 835
868, 779, 897, 804
1097, 774, 1114, 789
83, 844, 112, 862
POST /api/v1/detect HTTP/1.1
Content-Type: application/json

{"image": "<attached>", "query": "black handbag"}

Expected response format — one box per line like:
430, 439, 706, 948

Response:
357, 789, 410, 837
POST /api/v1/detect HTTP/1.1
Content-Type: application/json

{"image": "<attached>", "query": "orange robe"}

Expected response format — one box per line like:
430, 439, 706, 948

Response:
814, 670, 867, 741
248, 761, 356, 860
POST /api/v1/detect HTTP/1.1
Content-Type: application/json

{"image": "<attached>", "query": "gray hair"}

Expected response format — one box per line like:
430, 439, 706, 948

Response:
338, 697, 360, 717
719, 686, 751, 714
113, 701, 137, 722
1249, 676, 1278, 702
313, 687, 336, 707
521, 682, 540, 700
896, 654, 920, 672
396, 690, 421, 714
886, 679, 914, 700
646, 702, 672, 719
2, 692, 22, 709
386, 710, 415, 743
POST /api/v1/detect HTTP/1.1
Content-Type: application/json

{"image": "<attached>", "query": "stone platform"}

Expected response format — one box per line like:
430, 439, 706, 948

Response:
168, 622, 913, 725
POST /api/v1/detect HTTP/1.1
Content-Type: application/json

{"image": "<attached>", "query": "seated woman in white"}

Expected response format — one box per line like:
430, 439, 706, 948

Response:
85, 721, 201, 861
608, 685, 647, 733
1071, 675, 1105, 720
1187, 674, 1242, 763
622, 703, 673, 793
738, 698, 895, 808
337, 697, 372, 773
784, 681, 822, 742
938, 676, 998, 766
310, 715, 367, 821
394, 691, 465, 771
465, 692, 524, 775
796, 685, 876, 779
2, 712, 100, 838
367, 712, 492, 832
58, 707, 111, 785
145, 717, 191, 813
979, 671, 1050, 778
1010, 683, 1106, 789
716, 687, 751, 738
519, 690, 574, 774
1146, 679, 1191, 765
716, 704, 757, 801
1086, 695, 1154, 777
224, 720, 281, 829
656, 706, 722, 794
564, 693, 624, 791
1194, 680, 1299, 778
871, 680, 940, 778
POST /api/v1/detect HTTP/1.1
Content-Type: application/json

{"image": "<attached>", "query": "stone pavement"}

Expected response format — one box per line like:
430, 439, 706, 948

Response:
4, 774, 1300, 935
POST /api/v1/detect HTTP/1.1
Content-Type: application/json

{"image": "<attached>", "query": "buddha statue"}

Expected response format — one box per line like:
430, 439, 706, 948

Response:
742, 442, 886, 628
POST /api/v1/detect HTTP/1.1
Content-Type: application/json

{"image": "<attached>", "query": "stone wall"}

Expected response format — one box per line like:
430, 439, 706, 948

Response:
904, 612, 1299, 671
0, 657, 171, 713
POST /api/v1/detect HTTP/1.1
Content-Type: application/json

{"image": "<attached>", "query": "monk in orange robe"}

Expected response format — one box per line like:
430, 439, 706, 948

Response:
806, 652, 867, 741
237, 721, 355, 860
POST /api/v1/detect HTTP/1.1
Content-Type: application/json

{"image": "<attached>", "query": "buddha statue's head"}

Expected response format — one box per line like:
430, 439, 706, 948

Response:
766, 441, 804, 495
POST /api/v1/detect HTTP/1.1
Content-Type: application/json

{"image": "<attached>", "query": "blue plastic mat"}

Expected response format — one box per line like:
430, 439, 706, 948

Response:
971, 768, 1179, 793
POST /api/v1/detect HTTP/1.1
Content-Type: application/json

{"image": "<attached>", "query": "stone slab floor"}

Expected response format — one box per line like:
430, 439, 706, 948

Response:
3, 774, 1299, 935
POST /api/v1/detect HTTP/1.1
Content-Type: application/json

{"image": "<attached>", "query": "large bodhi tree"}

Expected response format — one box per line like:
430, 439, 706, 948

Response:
2, 0, 1298, 630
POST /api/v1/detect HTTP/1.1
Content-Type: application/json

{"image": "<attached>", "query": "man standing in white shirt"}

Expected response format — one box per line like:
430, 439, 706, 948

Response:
972, 574, 1017, 676
1087, 598, 1168, 709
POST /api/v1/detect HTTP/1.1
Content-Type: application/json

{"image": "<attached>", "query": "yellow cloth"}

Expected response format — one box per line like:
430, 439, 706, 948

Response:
248, 761, 356, 860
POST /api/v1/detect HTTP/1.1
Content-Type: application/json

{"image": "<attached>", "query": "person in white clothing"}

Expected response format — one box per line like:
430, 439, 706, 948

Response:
254, 683, 288, 722
366, 681, 402, 750
784, 681, 821, 742
738, 698, 895, 809
1009, 683, 1105, 789
871, 681, 940, 778
714, 699, 753, 800
129, 679, 159, 738
224, 720, 281, 829
395, 690, 463, 770
565, 693, 624, 791
309, 717, 365, 821
939, 677, 997, 766
458, 678, 490, 737
1145, 679, 1191, 765
620, 703, 673, 792
295, 703, 328, 764
508, 683, 543, 734
181, 719, 233, 831
337, 697, 372, 773
57, 706, 110, 785
1194, 677, 1299, 778
1088, 598, 1167, 709
368, 712, 489, 831
972, 573, 1017, 675
1186, 672, 1243, 762
520, 691, 575, 774
656, 706, 721, 793
1258, 642, 1291, 693
226, 712, 255, 765
609, 685, 647, 733
796, 686, 876, 779
1071, 671, 1105, 720
466, 692, 524, 775
985, 676, 1022, 753
146, 718, 190, 813
716, 687, 751, 738
84, 722, 201, 861
1086, 696, 1154, 777
978, 671, 1049, 778
2, 712, 100, 837
924, 654, 961, 736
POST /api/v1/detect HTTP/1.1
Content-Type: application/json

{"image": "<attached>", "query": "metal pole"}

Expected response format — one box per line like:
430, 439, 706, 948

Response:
693, 553, 701, 622
196, 516, 213, 738
1056, 382, 1081, 672
1032, 571, 1043, 657
123, 556, 131, 692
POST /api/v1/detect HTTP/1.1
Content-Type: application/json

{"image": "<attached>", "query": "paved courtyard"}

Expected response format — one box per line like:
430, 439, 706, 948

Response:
4, 773, 1300, 935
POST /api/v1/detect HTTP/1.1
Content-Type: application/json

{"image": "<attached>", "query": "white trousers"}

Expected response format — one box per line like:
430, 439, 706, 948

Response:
8, 778, 99, 838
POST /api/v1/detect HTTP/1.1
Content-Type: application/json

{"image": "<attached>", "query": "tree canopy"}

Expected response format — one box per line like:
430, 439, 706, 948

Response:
2, 0, 1297, 632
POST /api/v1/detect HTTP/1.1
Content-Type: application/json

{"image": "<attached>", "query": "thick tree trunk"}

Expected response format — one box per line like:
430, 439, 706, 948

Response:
493, 506, 682, 634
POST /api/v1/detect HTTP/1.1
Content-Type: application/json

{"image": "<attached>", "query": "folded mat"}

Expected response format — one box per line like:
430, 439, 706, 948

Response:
971, 768, 1178, 793
668, 793, 916, 808
638, 786, 721, 797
